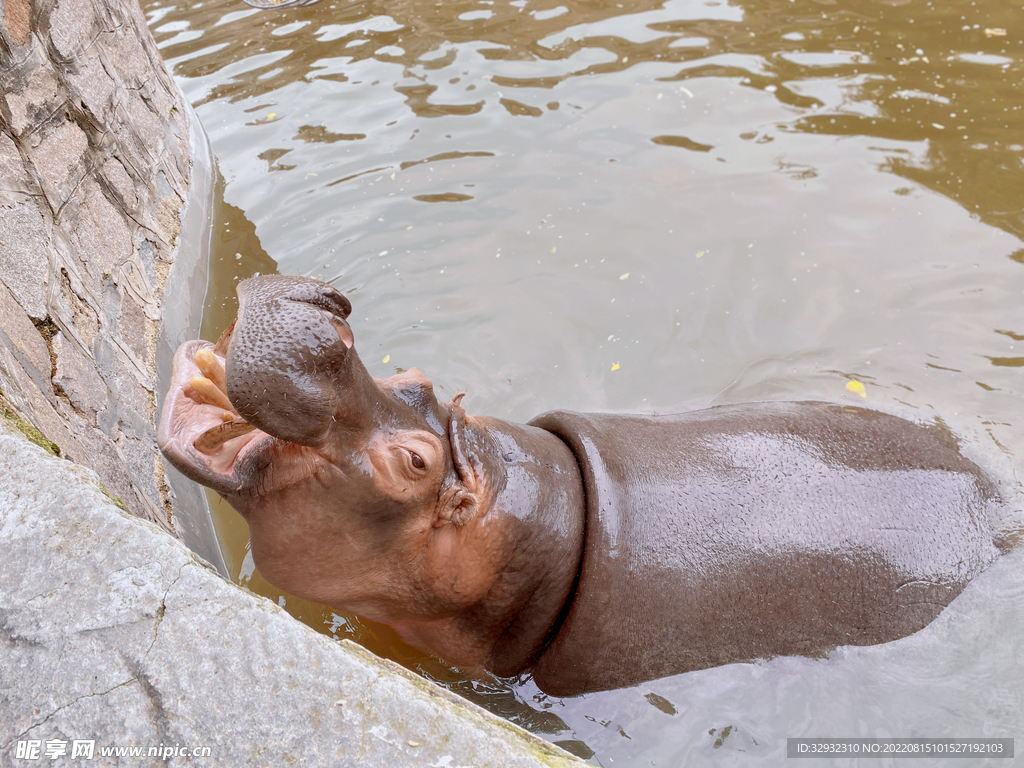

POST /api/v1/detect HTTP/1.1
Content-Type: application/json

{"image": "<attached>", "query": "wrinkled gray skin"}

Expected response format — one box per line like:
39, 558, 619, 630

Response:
159, 275, 1010, 696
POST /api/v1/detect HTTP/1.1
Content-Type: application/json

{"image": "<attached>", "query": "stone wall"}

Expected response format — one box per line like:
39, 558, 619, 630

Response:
0, 0, 209, 539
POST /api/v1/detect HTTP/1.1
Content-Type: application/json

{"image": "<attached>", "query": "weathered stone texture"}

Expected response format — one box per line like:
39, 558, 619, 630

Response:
0, 200, 48, 318
51, 331, 107, 418
0, 279, 50, 382
0, 424, 584, 768
0, 0, 204, 532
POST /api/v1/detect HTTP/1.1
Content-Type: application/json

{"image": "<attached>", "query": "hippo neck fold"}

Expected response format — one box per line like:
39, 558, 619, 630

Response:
453, 416, 587, 678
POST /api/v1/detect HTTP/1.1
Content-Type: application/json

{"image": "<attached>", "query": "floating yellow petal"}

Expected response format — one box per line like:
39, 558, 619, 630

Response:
846, 380, 867, 397
267, 112, 276, 119
383, 354, 390, 364
611, 362, 620, 371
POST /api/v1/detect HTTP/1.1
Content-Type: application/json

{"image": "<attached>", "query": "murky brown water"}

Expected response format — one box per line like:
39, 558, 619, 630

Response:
146, 0, 1024, 763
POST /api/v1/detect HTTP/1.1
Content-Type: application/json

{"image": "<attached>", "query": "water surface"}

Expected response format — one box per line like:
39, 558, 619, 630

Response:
146, 0, 1024, 763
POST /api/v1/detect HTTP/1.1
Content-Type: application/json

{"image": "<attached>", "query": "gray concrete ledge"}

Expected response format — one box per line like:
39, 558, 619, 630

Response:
0, 423, 584, 768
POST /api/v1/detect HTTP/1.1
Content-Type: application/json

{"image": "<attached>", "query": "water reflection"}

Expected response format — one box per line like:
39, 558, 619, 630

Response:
147, 0, 1024, 763
150, 0, 1022, 242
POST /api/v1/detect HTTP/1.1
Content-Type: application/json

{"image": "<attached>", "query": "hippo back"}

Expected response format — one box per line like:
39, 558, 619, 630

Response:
528, 401, 1004, 696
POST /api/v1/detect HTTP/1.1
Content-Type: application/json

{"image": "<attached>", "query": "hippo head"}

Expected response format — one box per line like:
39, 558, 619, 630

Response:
158, 276, 516, 656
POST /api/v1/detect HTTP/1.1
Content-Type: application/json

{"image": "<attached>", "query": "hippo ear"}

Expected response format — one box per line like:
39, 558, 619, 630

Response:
437, 487, 480, 528
437, 394, 487, 528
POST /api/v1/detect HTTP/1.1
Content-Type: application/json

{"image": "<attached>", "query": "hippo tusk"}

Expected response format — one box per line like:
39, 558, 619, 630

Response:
195, 348, 228, 393
189, 375, 234, 412
194, 418, 257, 455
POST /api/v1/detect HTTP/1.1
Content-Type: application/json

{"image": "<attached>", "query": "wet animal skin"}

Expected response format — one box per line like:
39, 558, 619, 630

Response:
159, 275, 1010, 696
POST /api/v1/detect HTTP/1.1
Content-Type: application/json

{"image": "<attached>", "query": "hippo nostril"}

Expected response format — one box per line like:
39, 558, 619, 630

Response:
332, 318, 354, 349
295, 286, 352, 321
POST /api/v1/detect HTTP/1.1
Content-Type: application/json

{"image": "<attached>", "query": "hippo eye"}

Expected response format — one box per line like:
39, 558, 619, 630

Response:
410, 452, 425, 470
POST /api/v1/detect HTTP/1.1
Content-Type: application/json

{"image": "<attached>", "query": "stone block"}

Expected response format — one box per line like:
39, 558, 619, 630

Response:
30, 119, 90, 211
1, 50, 61, 137
53, 265, 101, 351
0, 131, 28, 197
65, 177, 132, 281
0, 426, 583, 768
52, 331, 108, 419
149, 170, 184, 247
125, 89, 166, 162
113, 433, 164, 512
0, 277, 50, 381
49, 0, 97, 59
100, 156, 137, 210
0, 340, 81, 459
1, 0, 31, 48
68, 56, 116, 127
94, 335, 153, 419
0, 199, 50, 320
107, 15, 152, 88
113, 283, 151, 362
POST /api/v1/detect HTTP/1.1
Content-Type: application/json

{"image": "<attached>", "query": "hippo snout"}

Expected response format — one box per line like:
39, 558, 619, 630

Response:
237, 274, 352, 323
226, 276, 358, 446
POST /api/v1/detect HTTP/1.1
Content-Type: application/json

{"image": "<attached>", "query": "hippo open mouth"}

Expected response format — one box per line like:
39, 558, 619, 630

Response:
159, 326, 478, 505
159, 338, 273, 496
159, 276, 471, 501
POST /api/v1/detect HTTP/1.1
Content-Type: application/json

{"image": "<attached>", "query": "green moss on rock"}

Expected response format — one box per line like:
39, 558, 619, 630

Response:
0, 390, 61, 456
95, 482, 131, 514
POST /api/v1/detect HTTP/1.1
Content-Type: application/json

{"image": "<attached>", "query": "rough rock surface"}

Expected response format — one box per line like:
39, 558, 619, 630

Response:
0, 0, 207, 534
0, 422, 583, 768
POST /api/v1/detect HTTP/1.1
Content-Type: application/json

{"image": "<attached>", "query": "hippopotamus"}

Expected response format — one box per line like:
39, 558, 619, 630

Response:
158, 275, 1011, 696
